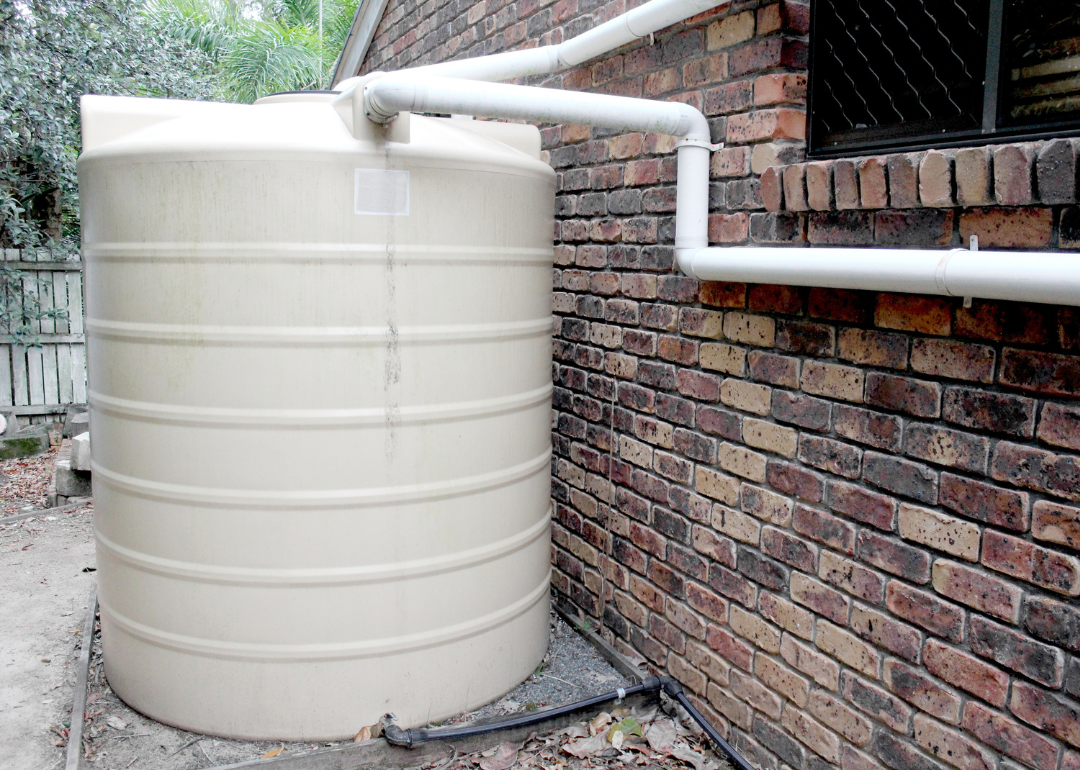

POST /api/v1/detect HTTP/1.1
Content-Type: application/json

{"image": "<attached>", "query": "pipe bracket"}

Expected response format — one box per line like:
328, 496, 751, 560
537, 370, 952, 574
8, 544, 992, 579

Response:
675, 137, 723, 151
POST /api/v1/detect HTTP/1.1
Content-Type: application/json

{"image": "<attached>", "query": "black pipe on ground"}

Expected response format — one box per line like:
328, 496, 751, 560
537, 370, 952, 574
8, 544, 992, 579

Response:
383, 676, 756, 770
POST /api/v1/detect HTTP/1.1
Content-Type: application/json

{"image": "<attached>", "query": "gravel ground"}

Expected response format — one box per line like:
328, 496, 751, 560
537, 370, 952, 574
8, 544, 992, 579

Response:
67, 610, 640, 769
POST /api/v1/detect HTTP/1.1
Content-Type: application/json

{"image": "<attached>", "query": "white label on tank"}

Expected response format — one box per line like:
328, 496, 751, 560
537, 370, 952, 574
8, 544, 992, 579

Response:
354, 169, 410, 215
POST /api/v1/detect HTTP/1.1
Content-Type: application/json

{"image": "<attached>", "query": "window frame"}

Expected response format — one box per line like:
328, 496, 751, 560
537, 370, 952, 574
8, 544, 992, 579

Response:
806, 0, 1080, 159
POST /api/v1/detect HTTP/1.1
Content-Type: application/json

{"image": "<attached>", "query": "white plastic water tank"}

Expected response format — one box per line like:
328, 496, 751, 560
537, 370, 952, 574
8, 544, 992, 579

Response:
77, 92, 555, 740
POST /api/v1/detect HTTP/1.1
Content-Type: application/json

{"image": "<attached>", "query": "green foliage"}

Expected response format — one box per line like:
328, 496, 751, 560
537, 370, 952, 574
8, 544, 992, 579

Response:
0, 0, 219, 252
145, 0, 359, 103
0, 0, 218, 338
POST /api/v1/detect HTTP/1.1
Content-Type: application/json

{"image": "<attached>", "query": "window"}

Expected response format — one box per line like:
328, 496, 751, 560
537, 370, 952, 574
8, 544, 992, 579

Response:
807, 0, 1080, 158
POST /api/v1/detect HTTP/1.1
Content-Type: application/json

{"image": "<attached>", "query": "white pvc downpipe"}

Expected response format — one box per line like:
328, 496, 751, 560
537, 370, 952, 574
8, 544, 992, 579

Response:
679, 246, 1080, 306
338, 0, 1080, 308
394, 0, 726, 82
342, 73, 714, 261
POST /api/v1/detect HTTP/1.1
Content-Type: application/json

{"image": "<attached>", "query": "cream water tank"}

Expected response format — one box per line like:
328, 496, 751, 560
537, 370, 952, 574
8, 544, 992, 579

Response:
77, 92, 554, 740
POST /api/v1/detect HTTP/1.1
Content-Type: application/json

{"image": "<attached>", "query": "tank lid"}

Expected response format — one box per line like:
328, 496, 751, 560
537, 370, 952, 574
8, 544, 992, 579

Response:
254, 91, 339, 105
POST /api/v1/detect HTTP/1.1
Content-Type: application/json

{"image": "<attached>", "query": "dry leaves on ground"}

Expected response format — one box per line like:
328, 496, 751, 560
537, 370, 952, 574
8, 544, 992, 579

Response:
415, 705, 726, 770
0, 446, 58, 514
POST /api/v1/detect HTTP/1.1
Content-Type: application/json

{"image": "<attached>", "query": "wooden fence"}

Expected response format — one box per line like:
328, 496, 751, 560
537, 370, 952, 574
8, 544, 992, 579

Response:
1, 249, 85, 417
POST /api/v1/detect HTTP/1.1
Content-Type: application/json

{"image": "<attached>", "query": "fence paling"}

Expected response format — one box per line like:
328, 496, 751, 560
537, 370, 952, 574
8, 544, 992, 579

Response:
0, 249, 86, 415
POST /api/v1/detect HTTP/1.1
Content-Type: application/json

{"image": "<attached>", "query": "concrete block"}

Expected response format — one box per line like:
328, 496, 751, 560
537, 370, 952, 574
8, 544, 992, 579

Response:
0, 425, 49, 460
71, 432, 91, 472
54, 459, 92, 498
63, 407, 88, 438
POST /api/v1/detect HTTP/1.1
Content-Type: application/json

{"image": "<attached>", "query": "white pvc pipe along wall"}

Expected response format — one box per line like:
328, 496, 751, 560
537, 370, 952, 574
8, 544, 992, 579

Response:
336, 0, 1080, 307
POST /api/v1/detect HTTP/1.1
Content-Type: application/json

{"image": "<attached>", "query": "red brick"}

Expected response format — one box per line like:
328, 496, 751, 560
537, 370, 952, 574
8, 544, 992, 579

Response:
1067, 751, 1080, 770
994, 144, 1036, 206
820, 551, 886, 604
772, 391, 831, 432
913, 713, 996, 770
833, 405, 902, 453
842, 745, 888, 770
887, 152, 922, 209
687, 581, 729, 624
806, 160, 834, 211
726, 108, 806, 143
858, 530, 931, 583
766, 460, 824, 503
843, 673, 912, 732
706, 623, 754, 672
875, 294, 952, 336
886, 581, 965, 643
910, 338, 995, 383
981, 528, 1080, 597
885, 659, 962, 724
729, 36, 807, 77
924, 639, 1009, 708
866, 373, 941, 418
808, 211, 874, 245
1038, 402, 1080, 452
624, 159, 661, 186
748, 284, 803, 316
970, 615, 1064, 688
1032, 499, 1080, 550
699, 281, 747, 308
793, 503, 854, 554
776, 319, 837, 356
760, 166, 783, 212
962, 701, 1060, 770
754, 73, 807, 106
932, 560, 1023, 623
827, 478, 896, 530
1000, 347, 1080, 398
1010, 681, 1080, 749
834, 159, 860, 210
809, 287, 869, 323
959, 207, 1053, 248
920, 150, 955, 207
838, 328, 909, 369
991, 441, 1080, 503
798, 435, 861, 478
851, 604, 923, 664
862, 208, 954, 245
956, 299, 1056, 345
903, 424, 988, 475
783, 164, 809, 211
955, 146, 993, 206
702, 79, 752, 114
708, 212, 749, 243
749, 212, 807, 243
858, 157, 888, 209
942, 386, 1036, 437
1024, 594, 1080, 653
862, 452, 938, 505
939, 473, 1029, 532
1037, 138, 1078, 203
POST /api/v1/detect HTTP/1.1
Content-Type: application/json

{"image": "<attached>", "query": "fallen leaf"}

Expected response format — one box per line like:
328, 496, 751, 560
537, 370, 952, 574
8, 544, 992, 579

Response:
353, 726, 371, 742
479, 742, 520, 770
587, 712, 612, 736
609, 730, 625, 750
562, 734, 609, 758
105, 715, 128, 730
261, 746, 284, 758
60, 611, 72, 617
644, 718, 678, 753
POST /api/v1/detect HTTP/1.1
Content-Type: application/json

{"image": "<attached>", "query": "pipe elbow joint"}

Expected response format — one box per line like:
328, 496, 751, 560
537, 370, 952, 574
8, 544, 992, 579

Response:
675, 245, 701, 278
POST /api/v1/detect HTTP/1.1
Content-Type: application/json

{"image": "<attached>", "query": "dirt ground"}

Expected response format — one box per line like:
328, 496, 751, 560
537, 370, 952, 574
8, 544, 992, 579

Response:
0, 504, 95, 770
0, 454, 727, 770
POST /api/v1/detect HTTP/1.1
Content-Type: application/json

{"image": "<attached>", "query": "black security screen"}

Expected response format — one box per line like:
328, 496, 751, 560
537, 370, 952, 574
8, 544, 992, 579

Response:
808, 0, 1080, 157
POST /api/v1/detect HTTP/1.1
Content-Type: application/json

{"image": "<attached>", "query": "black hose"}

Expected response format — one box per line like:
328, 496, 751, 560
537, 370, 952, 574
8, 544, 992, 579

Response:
383, 674, 755, 770
383, 676, 663, 747
659, 677, 758, 770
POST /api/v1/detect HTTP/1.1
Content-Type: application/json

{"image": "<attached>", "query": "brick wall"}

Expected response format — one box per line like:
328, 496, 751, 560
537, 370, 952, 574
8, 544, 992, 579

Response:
359, 2, 1080, 769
